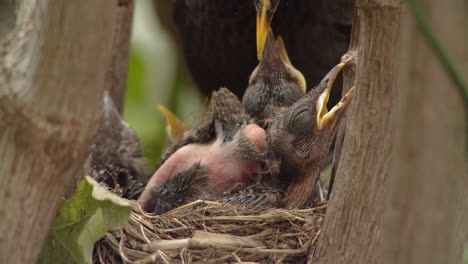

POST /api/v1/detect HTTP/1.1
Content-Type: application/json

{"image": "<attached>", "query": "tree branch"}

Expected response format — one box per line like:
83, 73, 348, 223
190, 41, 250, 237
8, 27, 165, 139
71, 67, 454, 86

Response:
385, 0, 468, 262
0, 1, 133, 263
313, 1, 401, 263
406, 0, 468, 107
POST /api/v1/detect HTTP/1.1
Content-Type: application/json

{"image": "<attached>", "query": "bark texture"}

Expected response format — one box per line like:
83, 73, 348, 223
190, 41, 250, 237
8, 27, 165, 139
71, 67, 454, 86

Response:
313, 1, 401, 263
104, 4, 133, 113
385, 1, 468, 263
0, 1, 133, 263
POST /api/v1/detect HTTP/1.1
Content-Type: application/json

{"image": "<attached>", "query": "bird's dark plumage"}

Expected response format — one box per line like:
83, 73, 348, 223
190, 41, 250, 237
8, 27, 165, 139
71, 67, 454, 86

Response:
147, 163, 210, 214
218, 184, 283, 207
172, 0, 353, 106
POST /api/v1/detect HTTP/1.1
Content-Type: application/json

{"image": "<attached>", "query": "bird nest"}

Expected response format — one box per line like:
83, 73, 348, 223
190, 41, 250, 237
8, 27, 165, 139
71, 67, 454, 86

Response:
93, 199, 326, 264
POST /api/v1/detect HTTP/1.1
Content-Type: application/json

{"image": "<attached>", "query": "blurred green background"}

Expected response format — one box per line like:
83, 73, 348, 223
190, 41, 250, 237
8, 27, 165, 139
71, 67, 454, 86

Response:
123, 1, 204, 170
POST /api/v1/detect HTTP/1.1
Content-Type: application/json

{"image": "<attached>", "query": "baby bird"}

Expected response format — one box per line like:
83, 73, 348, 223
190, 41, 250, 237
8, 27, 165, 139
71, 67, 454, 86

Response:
243, 31, 306, 127
267, 63, 354, 208
84, 92, 147, 200
215, 63, 351, 209
138, 88, 268, 214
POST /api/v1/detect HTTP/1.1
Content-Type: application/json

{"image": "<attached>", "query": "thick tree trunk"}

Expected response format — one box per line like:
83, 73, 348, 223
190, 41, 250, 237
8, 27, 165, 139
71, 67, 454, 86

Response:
314, 0, 467, 262
313, 0, 401, 263
385, 1, 468, 263
0, 1, 133, 263
105, 4, 133, 113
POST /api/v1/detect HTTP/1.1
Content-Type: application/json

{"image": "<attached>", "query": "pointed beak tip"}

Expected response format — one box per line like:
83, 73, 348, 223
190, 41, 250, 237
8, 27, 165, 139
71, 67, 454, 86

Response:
315, 64, 353, 130
256, 23, 268, 60
157, 104, 168, 116
157, 104, 190, 141
316, 87, 355, 130
257, 49, 264, 60
256, 0, 273, 61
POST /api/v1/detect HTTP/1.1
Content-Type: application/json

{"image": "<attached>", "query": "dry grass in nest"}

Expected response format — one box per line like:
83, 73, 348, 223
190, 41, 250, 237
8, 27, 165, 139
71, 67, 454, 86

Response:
94, 200, 327, 264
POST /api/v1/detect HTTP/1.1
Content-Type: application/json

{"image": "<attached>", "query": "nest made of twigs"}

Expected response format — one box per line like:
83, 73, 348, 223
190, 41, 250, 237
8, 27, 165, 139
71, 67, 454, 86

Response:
94, 200, 326, 264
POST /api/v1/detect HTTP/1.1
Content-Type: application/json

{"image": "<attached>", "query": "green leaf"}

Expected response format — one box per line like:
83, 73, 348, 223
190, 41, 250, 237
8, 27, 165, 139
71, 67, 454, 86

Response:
38, 176, 132, 264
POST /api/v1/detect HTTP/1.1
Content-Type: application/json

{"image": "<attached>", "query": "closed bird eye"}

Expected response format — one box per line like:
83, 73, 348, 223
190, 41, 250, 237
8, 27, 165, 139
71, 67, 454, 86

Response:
289, 109, 312, 133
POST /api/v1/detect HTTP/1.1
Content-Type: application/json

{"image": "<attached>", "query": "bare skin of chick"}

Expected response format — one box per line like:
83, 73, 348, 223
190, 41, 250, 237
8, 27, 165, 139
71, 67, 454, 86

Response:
139, 88, 268, 214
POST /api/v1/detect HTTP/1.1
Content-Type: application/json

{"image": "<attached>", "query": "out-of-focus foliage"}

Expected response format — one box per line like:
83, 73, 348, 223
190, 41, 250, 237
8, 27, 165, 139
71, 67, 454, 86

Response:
464, 243, 468, 264
124, 1, 203, 170
124, 48, 166, 169
38, 176, 131, 264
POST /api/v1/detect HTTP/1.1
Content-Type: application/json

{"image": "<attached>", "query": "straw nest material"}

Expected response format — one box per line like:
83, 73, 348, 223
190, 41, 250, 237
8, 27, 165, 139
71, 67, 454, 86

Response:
93, 199, 327, 264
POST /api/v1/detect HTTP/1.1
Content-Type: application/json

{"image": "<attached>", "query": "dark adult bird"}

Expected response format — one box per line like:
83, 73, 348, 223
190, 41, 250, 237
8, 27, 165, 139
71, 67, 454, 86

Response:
169, 0, 353, 104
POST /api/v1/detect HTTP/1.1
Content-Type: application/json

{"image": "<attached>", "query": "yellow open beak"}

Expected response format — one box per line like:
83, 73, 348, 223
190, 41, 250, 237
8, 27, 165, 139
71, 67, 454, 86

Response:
256, 0, 279, 60
157, 104, 190, 142
316, 63, 354, 130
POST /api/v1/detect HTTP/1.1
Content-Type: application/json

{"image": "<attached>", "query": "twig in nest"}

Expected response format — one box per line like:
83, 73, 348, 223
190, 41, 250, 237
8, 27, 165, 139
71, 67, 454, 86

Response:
148, 231, 265, 251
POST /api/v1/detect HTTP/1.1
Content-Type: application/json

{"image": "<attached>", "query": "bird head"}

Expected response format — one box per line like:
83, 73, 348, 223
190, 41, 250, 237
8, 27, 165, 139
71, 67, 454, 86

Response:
267, 63, 354, 208
243, 31, 306, 124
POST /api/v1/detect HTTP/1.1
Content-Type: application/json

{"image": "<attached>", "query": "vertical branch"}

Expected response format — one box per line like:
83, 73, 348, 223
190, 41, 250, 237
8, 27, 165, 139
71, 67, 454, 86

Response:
313, 0, 401, 263
0, 1, 133, 263
328, 8, 359, 199
385, 0, 468, 263
104, 5, 134, 113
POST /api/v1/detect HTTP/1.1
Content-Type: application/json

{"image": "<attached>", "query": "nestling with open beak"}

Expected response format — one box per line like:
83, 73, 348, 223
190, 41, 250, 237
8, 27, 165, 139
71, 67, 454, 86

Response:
255, 0, 281, 60
267, 63, 354, 208
243, 30, 306, 127
138, 88, 268, 214
215, 63, 353, 209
